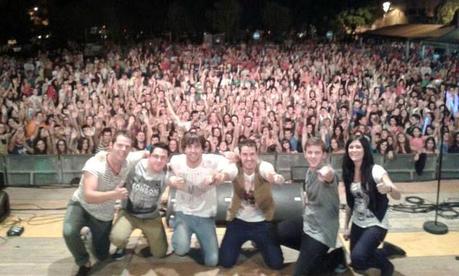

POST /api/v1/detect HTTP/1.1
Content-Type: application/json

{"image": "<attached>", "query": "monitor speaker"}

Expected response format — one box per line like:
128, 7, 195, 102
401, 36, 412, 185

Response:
0, 190, 10, 223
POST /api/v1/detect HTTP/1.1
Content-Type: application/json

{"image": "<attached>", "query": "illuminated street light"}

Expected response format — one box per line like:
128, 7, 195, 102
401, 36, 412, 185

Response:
382, 1, 391, 13
33, 7, 38, 12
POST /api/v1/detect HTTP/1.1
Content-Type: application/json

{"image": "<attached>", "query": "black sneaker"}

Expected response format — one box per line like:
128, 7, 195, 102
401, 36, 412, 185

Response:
76, 265, 91, 276
140, 247, 153, 258
383, 242, 406, 259
331, 247, 348, 274
112, 248, 126, 260
381, 261, 394, 276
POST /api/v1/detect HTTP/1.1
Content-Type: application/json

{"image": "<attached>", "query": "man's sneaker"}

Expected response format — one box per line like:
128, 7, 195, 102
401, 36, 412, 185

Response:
112, 248, 126, 260
75, 264, 91, 276
334, 264, 348, 274
383, 242, 406, 259
331, 247, 348, 274
139, 247, 153, 258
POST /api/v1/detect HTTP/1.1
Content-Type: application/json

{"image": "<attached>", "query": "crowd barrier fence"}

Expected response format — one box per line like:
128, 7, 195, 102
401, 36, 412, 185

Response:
0, 153, 458, 186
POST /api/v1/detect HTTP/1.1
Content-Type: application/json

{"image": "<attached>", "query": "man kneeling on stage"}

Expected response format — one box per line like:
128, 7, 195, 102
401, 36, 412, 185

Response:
219, 139, 286, 269
110, 142, 170, 260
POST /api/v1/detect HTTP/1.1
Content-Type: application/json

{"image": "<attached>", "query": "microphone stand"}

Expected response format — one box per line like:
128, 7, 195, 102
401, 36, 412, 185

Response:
423, 86, 448, 235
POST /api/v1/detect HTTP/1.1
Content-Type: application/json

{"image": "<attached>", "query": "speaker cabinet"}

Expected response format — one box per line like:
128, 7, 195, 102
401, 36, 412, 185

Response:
0, 191, 10, 223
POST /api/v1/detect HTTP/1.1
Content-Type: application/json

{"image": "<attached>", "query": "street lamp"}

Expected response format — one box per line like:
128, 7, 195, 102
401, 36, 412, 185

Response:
382, 1, 391, 13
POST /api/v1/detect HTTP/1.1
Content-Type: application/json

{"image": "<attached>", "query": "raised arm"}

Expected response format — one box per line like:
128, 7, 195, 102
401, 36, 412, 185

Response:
376, 173, 401, 200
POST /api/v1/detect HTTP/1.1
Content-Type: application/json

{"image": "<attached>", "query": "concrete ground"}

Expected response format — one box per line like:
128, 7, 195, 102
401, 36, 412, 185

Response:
1, 179, 459, 275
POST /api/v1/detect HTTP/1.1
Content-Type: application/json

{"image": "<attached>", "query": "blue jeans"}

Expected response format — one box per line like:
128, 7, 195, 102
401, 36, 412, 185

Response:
219, 218, 283, 269
350, 224, 393, 276
62, 201, 112, 266
172, 212, 219, 266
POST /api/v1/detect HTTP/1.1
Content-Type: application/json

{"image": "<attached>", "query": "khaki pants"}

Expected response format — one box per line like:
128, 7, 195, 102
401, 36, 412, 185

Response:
110, 210, 167, 258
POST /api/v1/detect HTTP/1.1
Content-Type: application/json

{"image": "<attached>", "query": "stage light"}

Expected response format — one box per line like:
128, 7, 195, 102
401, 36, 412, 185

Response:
382, 1, 391, 13
253, 31, 260, 40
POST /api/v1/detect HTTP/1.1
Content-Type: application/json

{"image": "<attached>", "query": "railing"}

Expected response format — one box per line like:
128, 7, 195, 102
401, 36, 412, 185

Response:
0, 153, 458, 186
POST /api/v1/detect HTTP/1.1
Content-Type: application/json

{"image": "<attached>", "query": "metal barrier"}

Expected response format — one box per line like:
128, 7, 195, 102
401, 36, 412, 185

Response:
1, 153, 458, 186
2, 154, 90, 186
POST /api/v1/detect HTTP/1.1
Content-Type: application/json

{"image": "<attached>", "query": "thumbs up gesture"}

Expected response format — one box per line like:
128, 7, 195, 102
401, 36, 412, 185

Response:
114, 184, 128, 200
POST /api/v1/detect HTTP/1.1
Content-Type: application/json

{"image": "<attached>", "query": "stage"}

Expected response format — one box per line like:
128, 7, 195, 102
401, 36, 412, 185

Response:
1, 180, 459, 275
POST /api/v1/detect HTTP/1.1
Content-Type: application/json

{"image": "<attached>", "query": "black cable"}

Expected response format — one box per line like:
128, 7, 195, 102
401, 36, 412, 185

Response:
391, 196, 459, 219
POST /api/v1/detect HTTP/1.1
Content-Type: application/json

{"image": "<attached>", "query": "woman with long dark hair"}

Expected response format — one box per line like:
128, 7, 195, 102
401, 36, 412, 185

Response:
342, 136, 401, 276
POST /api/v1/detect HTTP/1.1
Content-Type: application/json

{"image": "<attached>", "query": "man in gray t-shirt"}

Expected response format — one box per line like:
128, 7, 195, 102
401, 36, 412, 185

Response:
276, 137, 345, 275
110, 143, 170, 259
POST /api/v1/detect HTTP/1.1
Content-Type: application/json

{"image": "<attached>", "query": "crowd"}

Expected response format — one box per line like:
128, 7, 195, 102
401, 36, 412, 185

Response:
0, 39, 458, 158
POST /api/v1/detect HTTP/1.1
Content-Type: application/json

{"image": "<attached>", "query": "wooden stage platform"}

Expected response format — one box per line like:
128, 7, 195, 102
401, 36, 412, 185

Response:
1, 180, 459, 275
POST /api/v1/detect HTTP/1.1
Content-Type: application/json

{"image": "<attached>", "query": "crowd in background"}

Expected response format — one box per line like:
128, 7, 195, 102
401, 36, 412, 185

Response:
0, 40, 458, 158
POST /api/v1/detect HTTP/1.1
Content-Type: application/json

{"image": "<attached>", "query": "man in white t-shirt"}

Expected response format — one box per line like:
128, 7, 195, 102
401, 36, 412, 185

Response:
63, 130, 145, 276
168, 132, 237, 266
219, 139, 286, 269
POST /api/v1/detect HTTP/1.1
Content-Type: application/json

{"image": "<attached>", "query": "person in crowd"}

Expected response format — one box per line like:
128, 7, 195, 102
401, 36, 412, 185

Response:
376, 139, 395, 160
330, 137, 345, 154
219, 139, 285, 269
448, 132, 459, 153
423, 136, 439, 155
96, 128, 113, 153
32, 138, 49, 154
342, 136, 403, 276
110, 142, 170, 260
0, 123, 11, 156
0, 39, 457, 161
62, 130, 146, 276
75, 137, 94, 155
395, 133, 412, 154
167, 132, 238, 266
276, 137, 346, 275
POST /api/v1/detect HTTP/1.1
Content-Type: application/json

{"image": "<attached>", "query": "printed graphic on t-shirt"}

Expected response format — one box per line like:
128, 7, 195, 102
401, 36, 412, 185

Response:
127, 173, 162, 213
351, 183, 374, 221
242, 189, 256, 206
176, 168, 214, 210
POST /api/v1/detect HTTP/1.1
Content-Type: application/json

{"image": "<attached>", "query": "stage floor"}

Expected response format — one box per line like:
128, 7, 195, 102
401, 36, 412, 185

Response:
1, 180, 459, 276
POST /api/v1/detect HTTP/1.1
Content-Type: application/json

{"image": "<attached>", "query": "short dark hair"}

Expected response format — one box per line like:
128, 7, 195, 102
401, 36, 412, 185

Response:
238, 139, 257, 151
150, 142, 169, 155
103, 127, 113, 135
181, 132, 206, 151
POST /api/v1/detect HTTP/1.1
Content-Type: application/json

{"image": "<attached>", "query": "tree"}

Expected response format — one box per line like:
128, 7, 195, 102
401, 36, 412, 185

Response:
261, 1, 291, 38
337, 5, 378, 34
437, 0, 459, 24
208, 0, 241, 41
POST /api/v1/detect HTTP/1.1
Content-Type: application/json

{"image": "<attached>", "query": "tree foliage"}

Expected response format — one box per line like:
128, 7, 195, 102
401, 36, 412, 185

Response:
337, 5, 378, 34
437, 0, 459, 24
